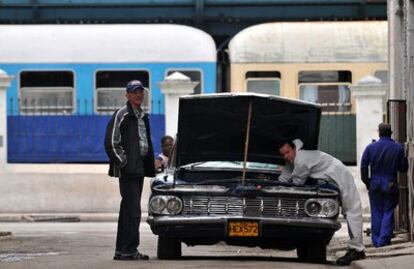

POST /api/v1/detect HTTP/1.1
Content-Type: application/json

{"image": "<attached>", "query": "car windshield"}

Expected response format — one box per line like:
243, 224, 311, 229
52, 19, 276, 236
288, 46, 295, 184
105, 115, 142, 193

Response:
185, 161, 282, 173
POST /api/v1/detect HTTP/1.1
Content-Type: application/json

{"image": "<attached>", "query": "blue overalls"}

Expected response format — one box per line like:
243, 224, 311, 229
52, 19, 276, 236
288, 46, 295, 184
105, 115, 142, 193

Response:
361, 137, 408, 247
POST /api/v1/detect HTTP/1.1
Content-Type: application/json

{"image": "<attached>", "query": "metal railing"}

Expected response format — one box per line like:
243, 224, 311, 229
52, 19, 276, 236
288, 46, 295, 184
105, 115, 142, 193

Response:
8, 97, 163, 116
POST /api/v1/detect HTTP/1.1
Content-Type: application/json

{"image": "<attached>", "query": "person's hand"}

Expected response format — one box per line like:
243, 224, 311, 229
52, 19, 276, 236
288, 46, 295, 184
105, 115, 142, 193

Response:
120, 159, 128, 168
154, 159, 163, 173
365, 179, 370, 191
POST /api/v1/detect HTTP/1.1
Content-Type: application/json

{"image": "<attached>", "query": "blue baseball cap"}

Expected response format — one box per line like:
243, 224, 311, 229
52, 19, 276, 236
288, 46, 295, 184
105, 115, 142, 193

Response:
126, 80, 145, 92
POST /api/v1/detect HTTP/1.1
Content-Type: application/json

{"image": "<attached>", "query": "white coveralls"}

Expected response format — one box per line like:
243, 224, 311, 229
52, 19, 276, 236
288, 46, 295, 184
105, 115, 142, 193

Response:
279, 140, 365, 251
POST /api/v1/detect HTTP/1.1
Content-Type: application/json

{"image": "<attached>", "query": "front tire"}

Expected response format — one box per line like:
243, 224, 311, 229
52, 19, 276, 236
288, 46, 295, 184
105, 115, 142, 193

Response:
297, 241, 326, 263
157, 236, 182, 260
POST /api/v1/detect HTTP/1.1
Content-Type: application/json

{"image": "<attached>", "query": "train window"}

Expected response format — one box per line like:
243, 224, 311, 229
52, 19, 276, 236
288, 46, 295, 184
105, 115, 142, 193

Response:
246, 79, 280, 95
299, 71, 351, 83
166, 70, 202, 94
374, 70, 388, 84
246, 71, 280, 79
298, 71, 352, 112
245, 71, 281, 95
19, 71, 75, 114
95, 71, 150, 114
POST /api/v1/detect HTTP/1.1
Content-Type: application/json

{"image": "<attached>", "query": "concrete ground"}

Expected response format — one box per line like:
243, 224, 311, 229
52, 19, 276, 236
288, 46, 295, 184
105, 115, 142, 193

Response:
0, 221, 348, 269
351, 239, 414, 269
1, 213, 413, 269
352, 255, 414, 269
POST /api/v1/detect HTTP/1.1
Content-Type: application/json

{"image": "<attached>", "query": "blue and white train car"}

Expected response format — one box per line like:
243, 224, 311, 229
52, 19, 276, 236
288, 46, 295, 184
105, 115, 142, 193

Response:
0, 24, 217, 163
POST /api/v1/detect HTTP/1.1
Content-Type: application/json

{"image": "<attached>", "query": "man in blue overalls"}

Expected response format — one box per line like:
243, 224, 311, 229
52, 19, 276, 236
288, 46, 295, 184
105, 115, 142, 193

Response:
361, 123, 408, 247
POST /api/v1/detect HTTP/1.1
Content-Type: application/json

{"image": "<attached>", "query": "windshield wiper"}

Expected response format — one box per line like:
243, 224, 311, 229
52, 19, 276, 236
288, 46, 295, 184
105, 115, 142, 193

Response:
189, 177, 286, 186
248, 178, 282, 183
191, 178, 243, 185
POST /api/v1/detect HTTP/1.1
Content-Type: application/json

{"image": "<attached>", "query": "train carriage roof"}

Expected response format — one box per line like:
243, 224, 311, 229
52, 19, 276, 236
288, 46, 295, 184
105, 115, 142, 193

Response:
229, 21, 387, 63
0, 24, 216, 63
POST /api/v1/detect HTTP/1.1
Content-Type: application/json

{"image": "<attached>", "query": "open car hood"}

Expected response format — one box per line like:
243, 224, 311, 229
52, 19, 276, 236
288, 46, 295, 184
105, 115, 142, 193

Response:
176, 93, 321, 167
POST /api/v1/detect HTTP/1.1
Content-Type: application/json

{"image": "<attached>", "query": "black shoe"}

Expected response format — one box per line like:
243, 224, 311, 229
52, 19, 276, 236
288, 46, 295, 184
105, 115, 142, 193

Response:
113, 251, 121, 260
336, 249, 365, 266
113, 254, 121, 260
114, 252, 149, 261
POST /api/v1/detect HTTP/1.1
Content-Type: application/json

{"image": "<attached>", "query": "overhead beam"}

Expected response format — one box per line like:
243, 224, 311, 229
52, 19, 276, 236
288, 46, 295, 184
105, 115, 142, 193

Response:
0, 0, 387, 35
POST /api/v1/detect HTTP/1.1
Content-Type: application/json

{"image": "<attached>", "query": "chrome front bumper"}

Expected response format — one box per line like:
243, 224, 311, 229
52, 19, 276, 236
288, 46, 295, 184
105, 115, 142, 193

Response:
147, 215, 341, 230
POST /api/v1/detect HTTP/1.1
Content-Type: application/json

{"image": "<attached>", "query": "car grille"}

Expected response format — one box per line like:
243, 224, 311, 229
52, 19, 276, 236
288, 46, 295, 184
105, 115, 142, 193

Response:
181, 196, 307, 217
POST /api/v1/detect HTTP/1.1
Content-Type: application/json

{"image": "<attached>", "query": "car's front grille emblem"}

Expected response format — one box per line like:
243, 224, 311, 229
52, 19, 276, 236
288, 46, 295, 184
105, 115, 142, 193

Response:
189, 198, 193, 214
260, 199, 264, 214
207, 197, 211, 214
277, 199, 282, 214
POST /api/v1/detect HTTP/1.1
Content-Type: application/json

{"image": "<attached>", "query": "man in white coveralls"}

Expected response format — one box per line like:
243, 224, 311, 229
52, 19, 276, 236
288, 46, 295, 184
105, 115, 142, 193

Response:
278, 139, 365, 266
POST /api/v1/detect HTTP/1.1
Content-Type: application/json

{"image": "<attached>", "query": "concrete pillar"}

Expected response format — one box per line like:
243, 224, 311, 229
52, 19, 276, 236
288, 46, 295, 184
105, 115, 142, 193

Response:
388, 0, 404, 99
0, 70, 13, 168
351, 76, 387, 166
158, 72, 199, 137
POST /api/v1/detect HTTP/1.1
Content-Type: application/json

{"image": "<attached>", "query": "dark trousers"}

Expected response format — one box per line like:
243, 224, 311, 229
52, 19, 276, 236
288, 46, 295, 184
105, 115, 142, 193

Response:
115, 176, 144, 256
369, 188, 399, 247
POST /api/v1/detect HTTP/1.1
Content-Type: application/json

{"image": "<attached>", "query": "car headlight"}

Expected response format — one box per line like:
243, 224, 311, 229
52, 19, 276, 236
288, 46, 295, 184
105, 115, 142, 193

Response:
304, 198, 338, 218
149, 196, 166, 214
149, 195, 183, 215
166, 197, 183, 214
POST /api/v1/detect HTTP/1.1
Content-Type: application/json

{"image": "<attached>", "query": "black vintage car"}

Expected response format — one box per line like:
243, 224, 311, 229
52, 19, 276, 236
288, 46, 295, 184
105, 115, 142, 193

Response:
147, 93, 341, 263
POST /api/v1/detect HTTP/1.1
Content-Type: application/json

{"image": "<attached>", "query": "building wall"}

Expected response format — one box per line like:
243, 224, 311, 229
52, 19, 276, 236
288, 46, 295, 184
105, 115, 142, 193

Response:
388, 0, 414, 239
0, 164, 154, 213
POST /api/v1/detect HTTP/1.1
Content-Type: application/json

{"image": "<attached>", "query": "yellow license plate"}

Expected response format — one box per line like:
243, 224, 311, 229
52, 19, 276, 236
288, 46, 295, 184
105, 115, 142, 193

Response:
228, 221, 259, 237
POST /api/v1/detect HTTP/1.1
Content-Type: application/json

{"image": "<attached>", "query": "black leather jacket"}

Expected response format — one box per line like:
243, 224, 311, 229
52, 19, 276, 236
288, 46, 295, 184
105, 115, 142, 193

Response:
104, 102, 155, 179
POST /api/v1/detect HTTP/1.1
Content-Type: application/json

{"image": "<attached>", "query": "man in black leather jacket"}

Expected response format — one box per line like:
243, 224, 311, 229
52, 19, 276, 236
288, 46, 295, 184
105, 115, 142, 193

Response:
105, 80, 155, 261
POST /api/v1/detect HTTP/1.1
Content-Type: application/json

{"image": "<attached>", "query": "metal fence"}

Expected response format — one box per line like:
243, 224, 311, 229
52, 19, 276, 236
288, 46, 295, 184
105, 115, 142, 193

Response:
7, 97, 164, 116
